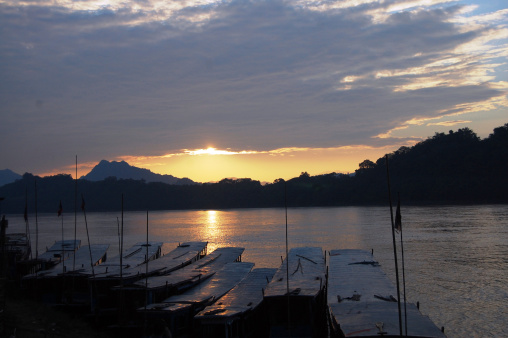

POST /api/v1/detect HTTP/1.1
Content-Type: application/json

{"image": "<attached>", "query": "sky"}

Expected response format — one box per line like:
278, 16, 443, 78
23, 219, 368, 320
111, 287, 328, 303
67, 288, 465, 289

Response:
1, 0, 507, 183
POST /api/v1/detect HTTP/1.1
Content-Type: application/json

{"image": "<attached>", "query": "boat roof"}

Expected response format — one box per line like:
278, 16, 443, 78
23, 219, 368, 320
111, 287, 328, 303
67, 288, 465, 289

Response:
129, 246, 245, 290
327, 249, 445, 338
141, 262, 254, 313
195, 267, 276, 321
38, 239, 81, 261
80, 241, 207, 279
122, 241, 208, 277
264, 247, 325, 299
29, 244, 110, 278
89, 241, 163, 277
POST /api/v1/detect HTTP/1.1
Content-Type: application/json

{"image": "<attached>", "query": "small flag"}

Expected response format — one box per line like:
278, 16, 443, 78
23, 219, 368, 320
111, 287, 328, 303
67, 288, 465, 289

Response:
58, 201, 63, 216
394, 197, 402, 233
81, 195, 85, 211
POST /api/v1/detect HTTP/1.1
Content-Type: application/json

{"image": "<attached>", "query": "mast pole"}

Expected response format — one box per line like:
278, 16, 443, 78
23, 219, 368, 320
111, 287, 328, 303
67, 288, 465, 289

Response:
285, 181, 290, 337
74, 155, 77, 272
386, 155, 403, 336
398, 192, 408, 336
35, 179, 38, 260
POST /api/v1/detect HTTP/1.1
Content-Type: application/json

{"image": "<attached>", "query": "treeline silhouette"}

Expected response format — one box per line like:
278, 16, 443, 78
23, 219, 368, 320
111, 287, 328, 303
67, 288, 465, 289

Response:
1, 123, 507, 213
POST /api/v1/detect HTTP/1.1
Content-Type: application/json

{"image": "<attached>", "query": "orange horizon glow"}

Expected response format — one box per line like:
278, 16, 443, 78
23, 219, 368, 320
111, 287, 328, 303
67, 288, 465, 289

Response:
35, 144, 410, 183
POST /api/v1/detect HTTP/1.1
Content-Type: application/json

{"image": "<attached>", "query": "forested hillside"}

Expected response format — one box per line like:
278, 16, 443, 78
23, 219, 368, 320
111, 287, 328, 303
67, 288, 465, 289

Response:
1, 124, 507, 213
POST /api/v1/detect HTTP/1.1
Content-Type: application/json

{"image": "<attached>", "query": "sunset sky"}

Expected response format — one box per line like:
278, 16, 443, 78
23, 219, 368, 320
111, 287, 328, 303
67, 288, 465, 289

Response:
1, 0, 507, 183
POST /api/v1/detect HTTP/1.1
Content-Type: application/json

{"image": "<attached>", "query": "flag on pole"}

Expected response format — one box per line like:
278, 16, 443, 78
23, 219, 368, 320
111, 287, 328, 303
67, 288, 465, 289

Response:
81, 195, 85, 211
394, 197, 402, 233
58, 201, 63, 216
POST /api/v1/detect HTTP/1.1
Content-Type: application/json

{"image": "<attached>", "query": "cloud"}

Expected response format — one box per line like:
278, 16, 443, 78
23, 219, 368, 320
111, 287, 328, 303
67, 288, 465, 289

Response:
0, 0, 506, 176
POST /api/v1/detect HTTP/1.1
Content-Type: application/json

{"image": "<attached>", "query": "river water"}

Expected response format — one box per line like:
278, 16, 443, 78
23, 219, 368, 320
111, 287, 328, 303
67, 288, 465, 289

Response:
5, 205, 508, 337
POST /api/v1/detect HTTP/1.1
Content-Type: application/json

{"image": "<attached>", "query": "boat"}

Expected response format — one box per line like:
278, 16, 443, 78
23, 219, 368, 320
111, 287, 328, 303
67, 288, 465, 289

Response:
101, 241, 208, 283
37, 239, 81, 268
121, 246, 245, 307
327, 249, 446, 337
194, 267, 277, 338
21, 244, 109, 303
77, 241, 164, 311
138, 261, 254, 338
263, 246, 327, 338
2, 232, 32, 279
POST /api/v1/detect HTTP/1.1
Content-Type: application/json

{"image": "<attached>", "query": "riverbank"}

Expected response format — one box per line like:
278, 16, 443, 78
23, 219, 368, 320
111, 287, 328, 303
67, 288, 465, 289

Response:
2, 286, 111, 338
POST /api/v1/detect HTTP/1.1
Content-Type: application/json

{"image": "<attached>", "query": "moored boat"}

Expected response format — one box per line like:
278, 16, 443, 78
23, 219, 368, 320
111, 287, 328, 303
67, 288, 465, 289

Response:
327, 249, 446, 338
194, 267, 277, 338
121, 246, 245, 307
138, 261, 254, 338
263, 246, 327, 338
21, 243, 109, 303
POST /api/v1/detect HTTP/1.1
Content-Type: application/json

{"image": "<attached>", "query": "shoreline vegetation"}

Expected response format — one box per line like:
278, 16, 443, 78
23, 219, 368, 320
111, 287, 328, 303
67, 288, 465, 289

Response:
1, 123, 507, 213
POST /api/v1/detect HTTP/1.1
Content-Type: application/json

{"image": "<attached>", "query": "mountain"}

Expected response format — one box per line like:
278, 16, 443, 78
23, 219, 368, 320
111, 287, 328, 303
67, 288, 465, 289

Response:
81, 160, 196, 185
0, 169, 22, 187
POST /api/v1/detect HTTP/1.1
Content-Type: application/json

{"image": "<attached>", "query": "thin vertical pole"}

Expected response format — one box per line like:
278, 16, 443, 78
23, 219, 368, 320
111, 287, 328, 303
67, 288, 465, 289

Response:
285, 181, 290, 337
35, 180, 38, 260
386, 155, 403, 336
144, 210, 149, 335
25, 189, 32, 260
74, 155, 77, 272
120, 194, 124, 281
398, 193, 408, 336
61, 206, 64, 276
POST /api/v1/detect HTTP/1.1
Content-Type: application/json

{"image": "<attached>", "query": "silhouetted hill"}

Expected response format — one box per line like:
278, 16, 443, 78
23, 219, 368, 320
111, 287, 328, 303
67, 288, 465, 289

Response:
0, 169, 21, 187
1, 123, 506, 213
82, 160, 195, 185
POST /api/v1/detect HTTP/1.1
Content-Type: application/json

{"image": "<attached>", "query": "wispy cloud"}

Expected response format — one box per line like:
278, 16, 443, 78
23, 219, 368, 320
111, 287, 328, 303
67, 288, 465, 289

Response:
0, 0, 506, 178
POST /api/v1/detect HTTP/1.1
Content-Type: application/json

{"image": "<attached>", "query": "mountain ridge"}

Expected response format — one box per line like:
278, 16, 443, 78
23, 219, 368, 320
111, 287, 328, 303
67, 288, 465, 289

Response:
81, 160, 196, 185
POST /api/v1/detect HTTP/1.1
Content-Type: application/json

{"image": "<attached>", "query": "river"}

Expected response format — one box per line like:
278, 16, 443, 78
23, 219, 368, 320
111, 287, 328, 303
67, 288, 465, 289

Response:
5, 205, 508, 337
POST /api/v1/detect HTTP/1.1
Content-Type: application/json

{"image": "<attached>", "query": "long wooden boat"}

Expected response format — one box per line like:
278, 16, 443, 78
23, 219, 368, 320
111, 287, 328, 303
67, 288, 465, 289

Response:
102, 241, 207, 283
121, 246, 245, 306
73, 241, 164, 311
194, 267, 277, 338
327, 249, 446, 338
99, 246, 244, 329
21, 244, 109, 303
37, 239, 81, 266
263, 246, 327, 338
3, 232, 31, 279
138, 261, 254, 338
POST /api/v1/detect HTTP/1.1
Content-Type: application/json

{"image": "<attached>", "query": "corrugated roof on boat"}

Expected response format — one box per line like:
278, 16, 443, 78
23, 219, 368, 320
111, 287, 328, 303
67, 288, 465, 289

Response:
38, 239, 81, 261
141, 262, 253, 313
163, 262, 254, 305
90, 241, 163, 277
121, 241, 207, 278
195, 267, 276, 320
328, 249, 446, 338
130, 246, 244, 290
32, 244, 109, 277
264, 247, 325, 298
